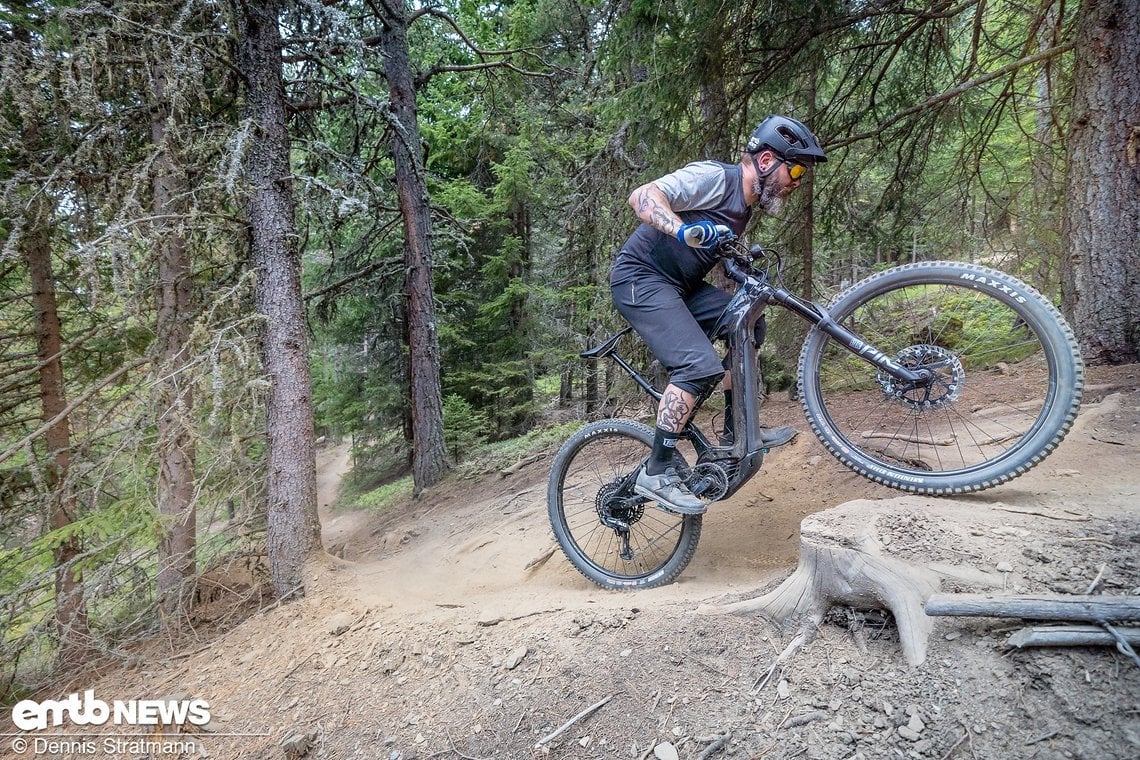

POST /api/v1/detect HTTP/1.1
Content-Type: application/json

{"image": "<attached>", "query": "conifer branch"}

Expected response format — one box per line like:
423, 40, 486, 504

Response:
0, 358, 150, 467
303, 256, 404, 301
825, 42, 1075, 152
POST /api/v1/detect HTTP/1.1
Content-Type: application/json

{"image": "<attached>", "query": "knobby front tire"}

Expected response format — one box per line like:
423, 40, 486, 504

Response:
547, 419, 702, 590
797, 262, 1084, 494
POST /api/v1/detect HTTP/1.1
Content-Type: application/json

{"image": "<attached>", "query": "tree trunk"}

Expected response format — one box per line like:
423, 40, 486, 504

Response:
1032, 5, 1059, 202
697, 19, 732, 293
507, 201, 534, 433
799, 178, 815, 300
1031, 5, 1060, 296
378, 3, 448, 493
23, 199, 90, 666
585, 356, 598, 415
1060, 0, 1140, 364
235, 0, 322, 598
559, 364, 573, 408
799, 66, 818, 302
152, 65, 197, 618
697, 21, 731, 161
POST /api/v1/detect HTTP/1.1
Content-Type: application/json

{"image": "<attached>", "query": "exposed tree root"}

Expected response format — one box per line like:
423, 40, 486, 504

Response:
704, 501, 942, 666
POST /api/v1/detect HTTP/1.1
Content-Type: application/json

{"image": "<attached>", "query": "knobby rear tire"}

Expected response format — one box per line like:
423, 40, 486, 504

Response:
797, 262, 1083, 494
547, 419, 702, 590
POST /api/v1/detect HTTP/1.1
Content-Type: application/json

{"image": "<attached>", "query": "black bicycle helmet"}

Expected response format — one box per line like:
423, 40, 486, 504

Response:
745, 115, 827, 163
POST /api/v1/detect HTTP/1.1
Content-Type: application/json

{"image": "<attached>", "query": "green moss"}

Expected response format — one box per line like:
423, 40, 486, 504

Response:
347, 476, 415, 513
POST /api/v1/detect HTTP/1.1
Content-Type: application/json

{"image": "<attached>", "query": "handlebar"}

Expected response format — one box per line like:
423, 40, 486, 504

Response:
723, 257, 749, 284
717, 238, 770, 286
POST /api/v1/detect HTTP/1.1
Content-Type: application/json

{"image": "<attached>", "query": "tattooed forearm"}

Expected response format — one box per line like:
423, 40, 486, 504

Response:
630, 184, 681, 237
658, 386, 694, 432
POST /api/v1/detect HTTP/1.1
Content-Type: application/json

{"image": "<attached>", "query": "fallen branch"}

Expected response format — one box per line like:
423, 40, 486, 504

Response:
938, 731, 970, 760
510, 607, 563, 622
1103, 622, 1140, 668
1025, 729, 1064, 746
534, 694, 612, 749
500, 454, 544, 477
782, 710, 828, 729
753, 627, 814, 692
440, 727, 490, 760
925, 593, 1140, 622
856, 441, 934, 470
1091, 434, 1127, 446
696, 732, 731, 759
990, 504, 1090, 521
1007, 625, 1140, 649
861, 431, 955, 446
975, 431, 1026, 446
1085, 563, 1108, 594
972, 400, 1043, 416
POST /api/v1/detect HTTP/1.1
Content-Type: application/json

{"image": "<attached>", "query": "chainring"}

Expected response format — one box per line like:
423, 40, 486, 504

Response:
691, 462, 730, 502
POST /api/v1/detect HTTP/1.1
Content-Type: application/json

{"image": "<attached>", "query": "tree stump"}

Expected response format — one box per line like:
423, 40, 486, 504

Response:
706, 500, 942, 666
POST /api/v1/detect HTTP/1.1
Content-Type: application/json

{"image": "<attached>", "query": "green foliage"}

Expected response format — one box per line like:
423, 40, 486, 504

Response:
760, 352, 795, 393
2, 0, 1116, 689
443, 394, 489, 461
453, 420, 584, 479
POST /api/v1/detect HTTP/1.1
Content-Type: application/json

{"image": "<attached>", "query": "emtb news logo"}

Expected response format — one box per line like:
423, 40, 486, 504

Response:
11, 690, 211, 731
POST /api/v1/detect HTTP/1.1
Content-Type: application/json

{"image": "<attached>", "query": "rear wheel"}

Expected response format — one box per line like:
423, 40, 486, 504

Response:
798, 262, 1083, 494
547, 419, 702, 589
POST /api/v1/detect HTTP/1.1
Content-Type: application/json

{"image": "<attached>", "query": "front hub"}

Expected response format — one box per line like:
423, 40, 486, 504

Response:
877, 344, 965, 411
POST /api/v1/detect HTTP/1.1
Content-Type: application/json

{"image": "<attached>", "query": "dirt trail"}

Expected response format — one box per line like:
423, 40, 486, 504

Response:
330, 430, 890, 625
6, 366, 1139, 760
327, 385, 913, 624
316, 443, 367, 554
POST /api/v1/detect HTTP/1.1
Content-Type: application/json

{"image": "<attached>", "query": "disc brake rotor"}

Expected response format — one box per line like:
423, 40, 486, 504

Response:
877, 344, 965, 411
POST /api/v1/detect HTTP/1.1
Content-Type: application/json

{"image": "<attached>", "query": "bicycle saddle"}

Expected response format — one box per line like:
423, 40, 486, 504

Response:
580, 327, 632, 359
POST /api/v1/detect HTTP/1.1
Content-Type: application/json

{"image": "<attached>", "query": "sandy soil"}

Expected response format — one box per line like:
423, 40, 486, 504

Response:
4, 366, 1139, 760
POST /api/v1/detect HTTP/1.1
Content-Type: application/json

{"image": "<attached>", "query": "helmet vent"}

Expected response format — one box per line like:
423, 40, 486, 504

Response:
776, 125, 806, 148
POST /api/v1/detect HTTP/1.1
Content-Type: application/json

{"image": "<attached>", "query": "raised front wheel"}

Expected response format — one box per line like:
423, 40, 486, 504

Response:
798, 262, 1083, 494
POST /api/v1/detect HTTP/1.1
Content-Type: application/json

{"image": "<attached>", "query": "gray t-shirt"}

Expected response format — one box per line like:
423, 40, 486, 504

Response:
652, 161, 731, 211
613, 161, 751, 292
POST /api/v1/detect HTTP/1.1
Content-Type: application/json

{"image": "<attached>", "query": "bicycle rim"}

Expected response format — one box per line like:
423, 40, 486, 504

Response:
803, 271, 1076, 488
553, 425, 693, 586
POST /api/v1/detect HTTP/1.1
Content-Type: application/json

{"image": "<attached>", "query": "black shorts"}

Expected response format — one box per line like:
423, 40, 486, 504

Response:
611, 264, 764, 387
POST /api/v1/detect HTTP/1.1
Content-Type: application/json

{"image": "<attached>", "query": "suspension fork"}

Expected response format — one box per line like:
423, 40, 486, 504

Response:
764, 287, 934, 386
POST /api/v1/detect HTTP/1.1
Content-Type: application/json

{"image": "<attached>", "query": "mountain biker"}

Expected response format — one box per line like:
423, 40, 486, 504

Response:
610, 114, 827, 515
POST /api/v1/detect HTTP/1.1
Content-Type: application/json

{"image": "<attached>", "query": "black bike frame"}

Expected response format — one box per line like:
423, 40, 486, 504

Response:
584, 253, 935, 501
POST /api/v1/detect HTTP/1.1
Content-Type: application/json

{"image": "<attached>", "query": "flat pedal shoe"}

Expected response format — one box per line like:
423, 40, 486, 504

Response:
758, 426, 797, 448
633, 465, 706, 515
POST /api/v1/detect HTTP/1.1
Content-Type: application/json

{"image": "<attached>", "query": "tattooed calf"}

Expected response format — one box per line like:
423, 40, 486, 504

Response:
658, 387, 693, 432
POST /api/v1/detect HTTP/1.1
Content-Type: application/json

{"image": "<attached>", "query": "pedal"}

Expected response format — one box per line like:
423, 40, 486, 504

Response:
688, 476, 714, 497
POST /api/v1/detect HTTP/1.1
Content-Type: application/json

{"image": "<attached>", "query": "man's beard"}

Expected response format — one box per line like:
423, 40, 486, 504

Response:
753, 177, 787, 216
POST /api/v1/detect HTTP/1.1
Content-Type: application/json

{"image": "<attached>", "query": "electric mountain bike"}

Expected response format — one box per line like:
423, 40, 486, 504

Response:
547, 240, 1084, 590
